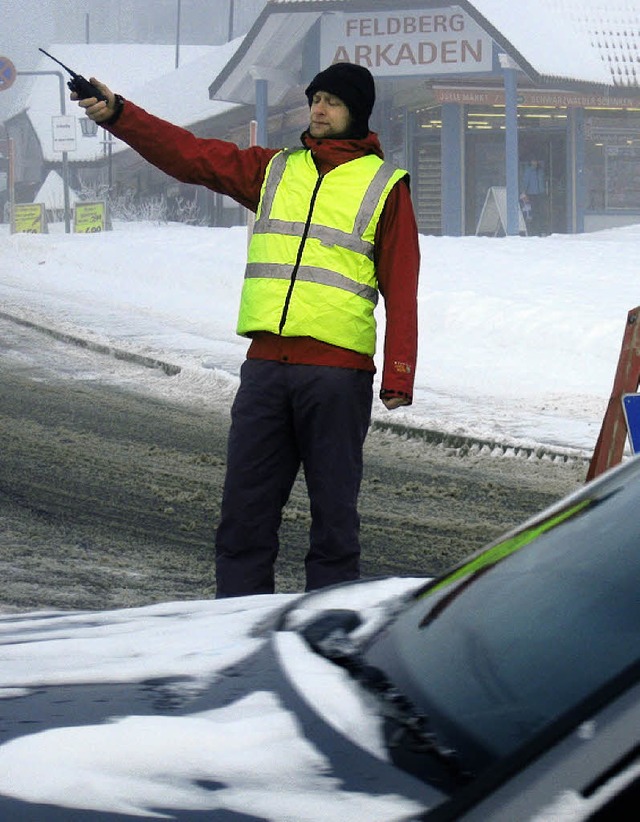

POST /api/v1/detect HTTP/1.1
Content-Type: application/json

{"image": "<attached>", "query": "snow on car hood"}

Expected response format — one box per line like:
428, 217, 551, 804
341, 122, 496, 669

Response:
0, 578, 426, 820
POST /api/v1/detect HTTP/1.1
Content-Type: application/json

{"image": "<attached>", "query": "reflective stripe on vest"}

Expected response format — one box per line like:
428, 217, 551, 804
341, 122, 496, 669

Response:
237, 149, 408, 356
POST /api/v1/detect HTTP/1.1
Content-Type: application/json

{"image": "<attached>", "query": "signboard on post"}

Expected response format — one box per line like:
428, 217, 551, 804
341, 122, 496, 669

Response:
11, 203, 47, 234
52, 116, 77, 153
74, 201, 109, 233
622, 393, 640, 454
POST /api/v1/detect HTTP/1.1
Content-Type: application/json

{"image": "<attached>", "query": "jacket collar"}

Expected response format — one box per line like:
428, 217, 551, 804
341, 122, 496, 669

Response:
300, 130, 384, 175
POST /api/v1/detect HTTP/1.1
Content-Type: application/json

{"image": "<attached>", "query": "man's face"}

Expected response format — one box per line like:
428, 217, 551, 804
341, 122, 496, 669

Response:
309, 91, 352, 138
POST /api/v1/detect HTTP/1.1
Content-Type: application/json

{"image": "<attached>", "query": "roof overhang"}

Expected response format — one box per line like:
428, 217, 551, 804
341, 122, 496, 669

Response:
208, 6, 323, 105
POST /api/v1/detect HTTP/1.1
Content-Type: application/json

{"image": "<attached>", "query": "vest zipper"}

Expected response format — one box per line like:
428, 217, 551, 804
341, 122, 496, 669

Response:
278, 173, 325, 335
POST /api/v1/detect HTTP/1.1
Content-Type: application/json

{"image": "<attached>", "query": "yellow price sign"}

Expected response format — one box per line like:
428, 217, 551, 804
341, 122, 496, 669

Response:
74, 201, 107, 233
11, 203, 47, 234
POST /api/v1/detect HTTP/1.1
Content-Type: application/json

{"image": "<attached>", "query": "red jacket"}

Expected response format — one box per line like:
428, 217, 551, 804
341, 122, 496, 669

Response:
107, 103, 420, 402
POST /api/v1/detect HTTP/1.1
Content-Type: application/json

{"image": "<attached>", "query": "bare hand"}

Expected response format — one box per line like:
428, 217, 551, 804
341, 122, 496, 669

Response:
382, 396, 410, 410
71, 77, 116, 123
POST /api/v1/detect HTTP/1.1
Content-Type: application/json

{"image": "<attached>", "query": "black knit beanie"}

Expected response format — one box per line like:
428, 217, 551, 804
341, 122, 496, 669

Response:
305, 63, 375, 138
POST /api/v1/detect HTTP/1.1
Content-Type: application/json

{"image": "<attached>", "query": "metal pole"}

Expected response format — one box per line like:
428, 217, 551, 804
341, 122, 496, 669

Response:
8, 137, 15, 224
175, 0, 182, 69
3, 127, 15, 224
108, 131, 113, 191
17, 69, 71, 233
503, 66, 520, 236
255, 79, 268, 147
228, 0, 235, 41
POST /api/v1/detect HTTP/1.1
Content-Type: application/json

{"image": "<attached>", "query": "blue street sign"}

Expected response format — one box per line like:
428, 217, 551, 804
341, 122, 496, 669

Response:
0, 56, 16, 91
621, 393, 640, 454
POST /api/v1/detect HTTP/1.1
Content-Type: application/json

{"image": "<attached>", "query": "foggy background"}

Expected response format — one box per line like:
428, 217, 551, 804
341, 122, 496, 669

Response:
0, 0, 267, 119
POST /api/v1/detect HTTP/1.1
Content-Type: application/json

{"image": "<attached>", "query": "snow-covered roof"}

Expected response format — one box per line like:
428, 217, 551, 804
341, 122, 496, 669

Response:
34, 170, 79, 209
209, 0, 640, 105
10, 41, 242, 164
463, 0, 640, 87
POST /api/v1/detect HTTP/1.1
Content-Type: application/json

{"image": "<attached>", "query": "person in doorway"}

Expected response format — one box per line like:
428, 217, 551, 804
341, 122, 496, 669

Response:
522, 159, 547, 235
73, 62, 420, 598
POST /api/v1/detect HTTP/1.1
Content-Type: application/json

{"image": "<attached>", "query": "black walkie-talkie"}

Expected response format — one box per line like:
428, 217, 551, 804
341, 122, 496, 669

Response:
38, 47, 108, 102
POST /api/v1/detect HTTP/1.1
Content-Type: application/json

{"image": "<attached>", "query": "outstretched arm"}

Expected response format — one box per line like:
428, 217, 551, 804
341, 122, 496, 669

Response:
71, 78, 278, 211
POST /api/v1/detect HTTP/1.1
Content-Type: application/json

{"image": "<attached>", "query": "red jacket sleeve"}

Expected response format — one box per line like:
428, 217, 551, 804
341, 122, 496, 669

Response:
106, 101, 278, 212
375, 178, 420, 403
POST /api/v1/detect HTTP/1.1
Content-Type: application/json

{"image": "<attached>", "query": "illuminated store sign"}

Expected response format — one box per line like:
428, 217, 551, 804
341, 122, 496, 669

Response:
433, 86, 640, 108
320, 9, 493, 75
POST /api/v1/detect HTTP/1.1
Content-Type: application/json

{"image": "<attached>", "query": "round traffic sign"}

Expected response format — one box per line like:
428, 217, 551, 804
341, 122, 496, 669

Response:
0, 56, 16, 91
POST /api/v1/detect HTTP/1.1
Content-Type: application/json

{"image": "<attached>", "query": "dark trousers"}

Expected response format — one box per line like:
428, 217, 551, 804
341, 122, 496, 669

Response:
528, 193, 547, 235
215, 359, 373, 597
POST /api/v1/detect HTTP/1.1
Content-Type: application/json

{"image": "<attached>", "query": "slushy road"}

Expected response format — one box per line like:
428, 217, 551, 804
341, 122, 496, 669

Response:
0, 317, 585, 612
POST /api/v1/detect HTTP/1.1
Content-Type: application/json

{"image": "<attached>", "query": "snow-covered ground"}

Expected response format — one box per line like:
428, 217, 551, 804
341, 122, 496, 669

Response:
1, 220, 638, 818
2, 220, 638, 456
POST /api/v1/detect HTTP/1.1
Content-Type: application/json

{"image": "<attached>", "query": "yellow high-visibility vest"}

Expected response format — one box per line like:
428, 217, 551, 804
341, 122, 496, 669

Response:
237, 148, 408, 356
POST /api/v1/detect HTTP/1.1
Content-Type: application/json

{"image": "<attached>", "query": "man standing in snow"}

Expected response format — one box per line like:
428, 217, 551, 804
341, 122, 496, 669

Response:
73, 62, 420, 597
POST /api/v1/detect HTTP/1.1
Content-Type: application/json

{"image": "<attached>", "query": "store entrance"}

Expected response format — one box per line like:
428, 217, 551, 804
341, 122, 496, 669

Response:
519, 132, 566, 235
466, 130, 567, 235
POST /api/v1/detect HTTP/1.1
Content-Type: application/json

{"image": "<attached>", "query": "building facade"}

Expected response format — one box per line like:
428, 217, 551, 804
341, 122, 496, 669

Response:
208, 0, 640, 236
5, 0, 640, 236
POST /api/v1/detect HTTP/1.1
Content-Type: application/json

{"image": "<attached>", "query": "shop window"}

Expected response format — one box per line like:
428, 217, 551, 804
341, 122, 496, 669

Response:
585, 111, 640, 211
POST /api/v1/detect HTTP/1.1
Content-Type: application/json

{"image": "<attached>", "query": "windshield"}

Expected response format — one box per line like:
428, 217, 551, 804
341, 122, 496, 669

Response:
364, 460, 640, 777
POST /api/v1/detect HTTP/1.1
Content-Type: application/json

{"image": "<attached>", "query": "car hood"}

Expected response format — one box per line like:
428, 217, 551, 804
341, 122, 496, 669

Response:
0, 577, 436, 820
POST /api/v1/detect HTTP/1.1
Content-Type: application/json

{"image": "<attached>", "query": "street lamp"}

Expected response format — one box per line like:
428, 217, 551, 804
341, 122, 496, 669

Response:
80, 117, 98, 137
80, 116, 111, 193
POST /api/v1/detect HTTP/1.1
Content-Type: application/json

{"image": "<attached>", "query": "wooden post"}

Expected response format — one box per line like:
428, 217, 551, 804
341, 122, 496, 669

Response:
586, 305, 640, 481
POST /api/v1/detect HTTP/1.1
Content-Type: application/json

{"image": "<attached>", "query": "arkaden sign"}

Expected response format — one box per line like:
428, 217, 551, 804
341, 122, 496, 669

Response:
320, 8, 493, 76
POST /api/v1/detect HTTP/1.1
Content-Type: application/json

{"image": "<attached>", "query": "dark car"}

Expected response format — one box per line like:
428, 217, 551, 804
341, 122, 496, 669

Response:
287, 452, 640, 820
0, 455, 639, 820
